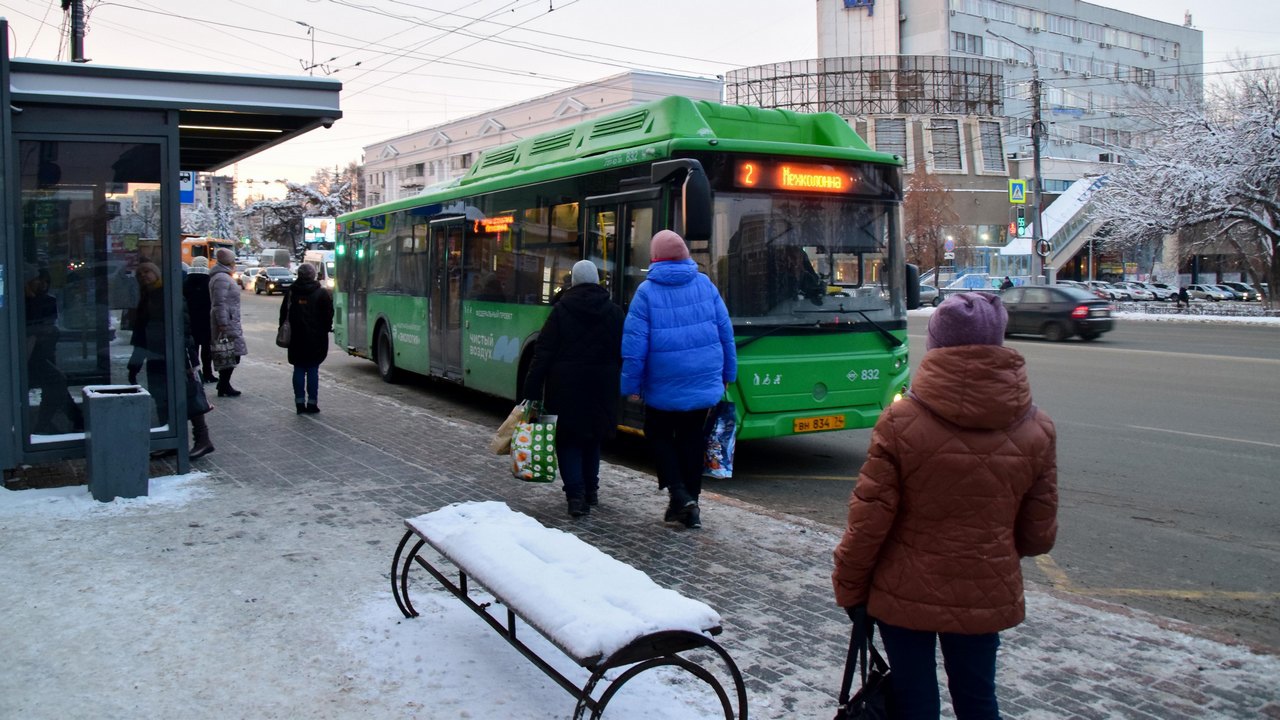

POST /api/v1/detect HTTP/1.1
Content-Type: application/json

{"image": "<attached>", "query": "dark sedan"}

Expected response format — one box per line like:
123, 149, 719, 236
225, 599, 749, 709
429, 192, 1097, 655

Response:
254, 266, 295, 295
1001, 285, 1114, 341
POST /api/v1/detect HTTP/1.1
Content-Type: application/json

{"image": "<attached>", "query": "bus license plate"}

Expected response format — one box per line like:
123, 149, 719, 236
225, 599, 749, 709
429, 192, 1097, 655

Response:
794, 414, 845, 433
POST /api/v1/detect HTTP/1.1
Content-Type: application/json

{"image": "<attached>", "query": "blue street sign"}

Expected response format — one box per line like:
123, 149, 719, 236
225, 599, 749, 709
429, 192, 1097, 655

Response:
1009, 179, 1027, 204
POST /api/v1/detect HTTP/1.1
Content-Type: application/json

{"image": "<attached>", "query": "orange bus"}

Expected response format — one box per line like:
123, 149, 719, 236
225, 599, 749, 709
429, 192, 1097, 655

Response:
180, 236, 236, 267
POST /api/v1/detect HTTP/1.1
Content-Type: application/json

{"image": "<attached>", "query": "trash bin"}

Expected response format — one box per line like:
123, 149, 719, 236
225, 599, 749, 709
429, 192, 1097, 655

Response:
82, 385, 151, 502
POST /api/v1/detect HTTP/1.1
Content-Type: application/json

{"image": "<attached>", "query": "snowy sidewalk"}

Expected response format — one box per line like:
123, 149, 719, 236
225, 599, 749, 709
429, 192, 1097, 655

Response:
2, 353, 1278, 719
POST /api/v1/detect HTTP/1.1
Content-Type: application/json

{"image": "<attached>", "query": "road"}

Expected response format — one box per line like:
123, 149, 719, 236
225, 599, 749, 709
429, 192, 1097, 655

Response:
239, 291, 1280, 651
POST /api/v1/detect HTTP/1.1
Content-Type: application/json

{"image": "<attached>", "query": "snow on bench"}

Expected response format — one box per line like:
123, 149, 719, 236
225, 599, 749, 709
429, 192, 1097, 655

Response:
390, 501, 747, 719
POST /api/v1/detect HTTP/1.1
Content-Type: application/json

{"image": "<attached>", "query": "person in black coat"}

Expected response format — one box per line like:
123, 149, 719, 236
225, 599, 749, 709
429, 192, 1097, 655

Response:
279, 263, 334, 414
183, 257, 215, 382
523, 260, 625, 517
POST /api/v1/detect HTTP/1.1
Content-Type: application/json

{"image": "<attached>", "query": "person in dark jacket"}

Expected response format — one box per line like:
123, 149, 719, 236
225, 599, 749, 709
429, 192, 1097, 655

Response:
523, 259, 624, 517
833, 292, 1058, 719
280, 262, 335, 414
129, 262, 169, 423
25, 268, 84, 434
183, 257, 215, 383
1000, 275, 1015, 291
620, 230, 737, 529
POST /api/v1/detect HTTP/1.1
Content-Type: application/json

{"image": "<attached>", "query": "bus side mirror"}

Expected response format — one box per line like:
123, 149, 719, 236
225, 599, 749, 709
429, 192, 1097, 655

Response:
651, 159, 712, 242
906, 263, 921, 310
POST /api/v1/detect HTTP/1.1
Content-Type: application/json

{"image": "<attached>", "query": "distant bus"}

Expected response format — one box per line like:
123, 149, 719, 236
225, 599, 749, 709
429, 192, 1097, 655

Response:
181, 236, 235, 266
334, 96, 914, 440
302, 249, 336, 289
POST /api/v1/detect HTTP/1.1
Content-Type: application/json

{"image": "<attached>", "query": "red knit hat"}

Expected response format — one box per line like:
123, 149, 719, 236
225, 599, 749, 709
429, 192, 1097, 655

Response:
650, 230, 690, 262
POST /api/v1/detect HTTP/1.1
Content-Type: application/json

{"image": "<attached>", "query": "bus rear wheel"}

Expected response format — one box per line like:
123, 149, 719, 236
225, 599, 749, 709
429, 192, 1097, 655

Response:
376, 326, 401, 383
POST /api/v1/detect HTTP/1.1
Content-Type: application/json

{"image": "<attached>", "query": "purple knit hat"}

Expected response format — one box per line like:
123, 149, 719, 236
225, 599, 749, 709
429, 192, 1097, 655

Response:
650, 230, 690, 262
926, 292, 1008, 350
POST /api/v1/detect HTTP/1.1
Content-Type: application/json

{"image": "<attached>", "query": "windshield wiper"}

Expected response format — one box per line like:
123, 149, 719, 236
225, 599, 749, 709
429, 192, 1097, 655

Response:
790, 306, 903, 347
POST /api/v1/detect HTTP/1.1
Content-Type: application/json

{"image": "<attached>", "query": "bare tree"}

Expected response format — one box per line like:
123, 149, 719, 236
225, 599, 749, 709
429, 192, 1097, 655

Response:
1092, 61, 1280, 305
901, 158, 959, 273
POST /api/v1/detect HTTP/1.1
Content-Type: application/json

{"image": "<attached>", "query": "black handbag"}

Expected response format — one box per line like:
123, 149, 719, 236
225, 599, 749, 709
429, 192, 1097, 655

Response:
834, 609, 893, 720
276, 292, 292, 348
186, 366, 212, 418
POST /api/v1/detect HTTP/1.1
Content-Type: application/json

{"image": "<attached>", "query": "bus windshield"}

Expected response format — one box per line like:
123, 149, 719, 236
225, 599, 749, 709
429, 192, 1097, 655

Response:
711, 193, 900, 325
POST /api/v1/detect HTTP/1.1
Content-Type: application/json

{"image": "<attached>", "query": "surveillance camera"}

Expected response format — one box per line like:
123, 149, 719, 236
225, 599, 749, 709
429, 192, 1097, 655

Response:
320, 117, 335, 129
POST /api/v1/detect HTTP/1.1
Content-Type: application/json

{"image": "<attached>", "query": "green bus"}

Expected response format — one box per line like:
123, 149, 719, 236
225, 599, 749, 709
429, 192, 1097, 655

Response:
334, 96, 918, 440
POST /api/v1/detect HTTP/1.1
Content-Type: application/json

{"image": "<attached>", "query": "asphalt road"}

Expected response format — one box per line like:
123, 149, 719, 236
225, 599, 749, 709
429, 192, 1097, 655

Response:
239, 291, 1280, 651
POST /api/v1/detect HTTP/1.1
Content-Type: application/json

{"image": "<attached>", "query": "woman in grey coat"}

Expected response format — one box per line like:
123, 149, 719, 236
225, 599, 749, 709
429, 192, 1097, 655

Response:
209, 248, 247, 397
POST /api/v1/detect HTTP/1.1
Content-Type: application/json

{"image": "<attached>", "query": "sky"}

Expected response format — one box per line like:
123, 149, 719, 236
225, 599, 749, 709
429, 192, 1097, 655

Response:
2, 0, 1277, 201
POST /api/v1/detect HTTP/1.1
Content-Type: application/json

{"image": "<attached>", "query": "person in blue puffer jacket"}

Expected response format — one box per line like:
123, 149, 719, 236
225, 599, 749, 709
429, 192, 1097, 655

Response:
621, 230, 737, 529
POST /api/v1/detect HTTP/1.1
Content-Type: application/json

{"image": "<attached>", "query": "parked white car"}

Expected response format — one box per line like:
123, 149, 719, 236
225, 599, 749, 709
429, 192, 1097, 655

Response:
1133, 282, 1178, 301
1187, 284, 1232, 301
1082, 281, 1127, 300
1112, 282, 1155, 301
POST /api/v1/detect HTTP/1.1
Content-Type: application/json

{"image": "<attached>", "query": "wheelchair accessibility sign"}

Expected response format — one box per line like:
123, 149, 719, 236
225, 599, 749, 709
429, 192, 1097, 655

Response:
1009, 179, 1027, 204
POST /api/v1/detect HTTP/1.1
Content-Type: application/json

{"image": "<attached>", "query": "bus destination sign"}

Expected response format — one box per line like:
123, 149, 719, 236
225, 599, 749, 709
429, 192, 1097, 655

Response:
736, 160, 859, 194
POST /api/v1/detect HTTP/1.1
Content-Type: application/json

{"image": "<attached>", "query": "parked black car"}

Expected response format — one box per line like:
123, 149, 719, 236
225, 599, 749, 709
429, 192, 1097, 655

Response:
254, 266, 295, 295
1001, 285, 1114, 341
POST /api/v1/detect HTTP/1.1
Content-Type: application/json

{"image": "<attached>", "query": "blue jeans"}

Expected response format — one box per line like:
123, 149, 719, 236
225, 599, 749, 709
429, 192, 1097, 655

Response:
556, 438, 600, 501
292, 365, 319, 404
876, 621, 1001, 720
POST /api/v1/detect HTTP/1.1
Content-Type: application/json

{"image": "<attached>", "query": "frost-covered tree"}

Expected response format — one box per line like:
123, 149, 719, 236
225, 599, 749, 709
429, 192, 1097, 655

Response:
1091, 61, 1279, 304
243, 166, 360, 257
902, 158, 959, 272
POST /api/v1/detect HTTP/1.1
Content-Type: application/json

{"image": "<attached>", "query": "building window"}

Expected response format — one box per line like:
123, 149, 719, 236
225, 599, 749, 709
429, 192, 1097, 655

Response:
978, 121, 1005, 172
929, 118, 963, 171
951, 31, 983, 55
874, 118, 907, 160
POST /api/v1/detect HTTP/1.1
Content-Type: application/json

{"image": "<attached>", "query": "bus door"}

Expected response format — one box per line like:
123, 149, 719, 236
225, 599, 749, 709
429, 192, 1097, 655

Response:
345, 231, 371, 351
584, 188, 660, 309
428, 217, 466, 380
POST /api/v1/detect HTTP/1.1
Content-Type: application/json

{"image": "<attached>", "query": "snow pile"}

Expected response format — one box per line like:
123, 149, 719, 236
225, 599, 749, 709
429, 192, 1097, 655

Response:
410, 501, 722, 661
0, 472, 209, 518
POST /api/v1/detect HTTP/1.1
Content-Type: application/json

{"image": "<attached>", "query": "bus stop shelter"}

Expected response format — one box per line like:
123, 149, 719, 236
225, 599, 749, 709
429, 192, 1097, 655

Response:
0, 19, 341, 477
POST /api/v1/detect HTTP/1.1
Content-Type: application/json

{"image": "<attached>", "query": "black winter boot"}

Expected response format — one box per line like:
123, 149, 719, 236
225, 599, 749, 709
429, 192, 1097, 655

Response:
296, 403, 307, 415
189, 416, 215, 459
304, 403, 320, 414
567, 496, 589, 517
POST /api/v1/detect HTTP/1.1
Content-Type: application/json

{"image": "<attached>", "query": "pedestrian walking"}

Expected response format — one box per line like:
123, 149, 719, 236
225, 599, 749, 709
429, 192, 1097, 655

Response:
620, 230, 737, 530
1000, 275, 1014, 291
183, 257, 215, 383
522, 259, 624, 517
280, 262, 334, 414
209, 248, 246, 397
832, 292, 1058, 719
1177, 285, 1190, 310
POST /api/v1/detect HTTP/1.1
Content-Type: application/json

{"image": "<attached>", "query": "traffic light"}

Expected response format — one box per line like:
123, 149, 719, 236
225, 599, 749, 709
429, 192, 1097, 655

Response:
1016, 207, 1027, 235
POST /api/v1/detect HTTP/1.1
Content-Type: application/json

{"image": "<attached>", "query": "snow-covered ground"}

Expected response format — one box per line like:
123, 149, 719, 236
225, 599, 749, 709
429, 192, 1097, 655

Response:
3, 474, 1277, 719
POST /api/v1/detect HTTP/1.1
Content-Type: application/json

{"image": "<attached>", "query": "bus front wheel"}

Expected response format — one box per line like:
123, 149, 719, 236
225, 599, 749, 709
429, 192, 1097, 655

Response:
376, 325, 401, 383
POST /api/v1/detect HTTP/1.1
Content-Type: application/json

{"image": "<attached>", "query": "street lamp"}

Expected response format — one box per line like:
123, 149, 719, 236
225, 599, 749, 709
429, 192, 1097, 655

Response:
987, 29, 1048, 284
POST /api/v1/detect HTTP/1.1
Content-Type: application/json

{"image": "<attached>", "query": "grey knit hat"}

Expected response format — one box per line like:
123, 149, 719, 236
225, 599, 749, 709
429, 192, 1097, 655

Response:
571, 259, 600, 287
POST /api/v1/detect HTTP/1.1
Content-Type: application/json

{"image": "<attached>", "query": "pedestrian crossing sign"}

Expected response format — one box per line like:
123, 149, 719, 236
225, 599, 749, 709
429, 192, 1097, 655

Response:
1008, 178, 1029, 203
1009, 179, 1027, 204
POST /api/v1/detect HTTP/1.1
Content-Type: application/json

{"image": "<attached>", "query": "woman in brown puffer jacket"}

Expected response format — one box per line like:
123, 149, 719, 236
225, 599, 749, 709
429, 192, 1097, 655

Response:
832, 292, 1058, 720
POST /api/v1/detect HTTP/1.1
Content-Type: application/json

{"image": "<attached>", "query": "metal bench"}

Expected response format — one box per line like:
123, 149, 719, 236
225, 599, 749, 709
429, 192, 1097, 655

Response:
391, 501, 748, 719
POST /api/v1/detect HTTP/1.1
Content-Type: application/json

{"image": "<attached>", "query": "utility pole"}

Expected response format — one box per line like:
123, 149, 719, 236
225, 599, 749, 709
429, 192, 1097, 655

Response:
64, 0, 88, 62
988, 30, 1048, 284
